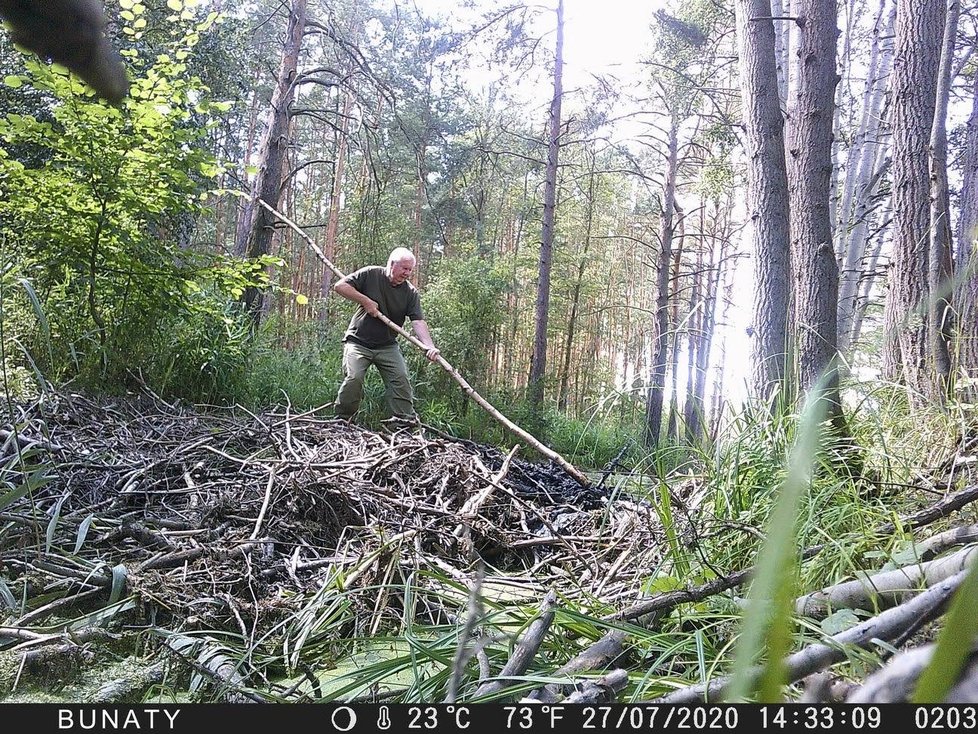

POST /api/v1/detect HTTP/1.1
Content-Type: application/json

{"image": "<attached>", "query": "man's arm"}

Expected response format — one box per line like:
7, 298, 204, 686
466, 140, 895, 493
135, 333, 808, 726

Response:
410, 320, 441, 362
334, 280, 380, 317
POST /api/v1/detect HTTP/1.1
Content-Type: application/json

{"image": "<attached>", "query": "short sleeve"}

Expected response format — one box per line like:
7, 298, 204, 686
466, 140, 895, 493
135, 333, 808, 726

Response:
407, 289, 424, 321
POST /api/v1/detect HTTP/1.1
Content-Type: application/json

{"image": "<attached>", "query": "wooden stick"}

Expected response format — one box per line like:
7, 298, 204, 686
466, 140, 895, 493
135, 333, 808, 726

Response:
654, 568, 969, 703
474, 589, 558, 698
256, 199, 590, 487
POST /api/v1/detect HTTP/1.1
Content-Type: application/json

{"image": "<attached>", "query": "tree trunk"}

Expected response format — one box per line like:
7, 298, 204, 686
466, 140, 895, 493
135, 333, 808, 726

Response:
322, 86, 354, 319
528, 0, 564, 410
236, 0, 308, 323
837, 0, 896, 353
735, 0, 793, 404
788, 0, 844, 422
851, 196, 892, 346
683, 219, 704, 442
558, 155, 596, 412
883, 0, 945, 400
667, 202, 686, 442
955, 72, 978, 394
644, 116, 679, 448
927, 0, 960, 395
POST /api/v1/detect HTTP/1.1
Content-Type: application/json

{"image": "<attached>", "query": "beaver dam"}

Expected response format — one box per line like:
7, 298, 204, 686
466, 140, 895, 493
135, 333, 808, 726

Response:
2, 389, 978, 703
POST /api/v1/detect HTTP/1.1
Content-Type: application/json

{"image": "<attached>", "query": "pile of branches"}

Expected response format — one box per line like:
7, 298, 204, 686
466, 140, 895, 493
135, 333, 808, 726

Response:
0, 389, 666, 693
3, 389, 978, 704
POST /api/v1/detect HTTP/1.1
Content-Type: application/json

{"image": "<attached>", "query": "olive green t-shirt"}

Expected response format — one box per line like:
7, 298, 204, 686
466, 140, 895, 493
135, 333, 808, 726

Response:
340, 266, 424, 348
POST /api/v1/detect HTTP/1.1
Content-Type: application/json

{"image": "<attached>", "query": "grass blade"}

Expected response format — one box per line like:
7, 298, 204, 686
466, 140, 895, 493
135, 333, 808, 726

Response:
911, 550, 978, 702
725, 390, 828, 702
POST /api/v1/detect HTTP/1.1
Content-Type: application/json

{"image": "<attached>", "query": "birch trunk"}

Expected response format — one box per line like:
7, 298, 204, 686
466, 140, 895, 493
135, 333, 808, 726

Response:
955, 72, 978, 391
837, 0, 896, 352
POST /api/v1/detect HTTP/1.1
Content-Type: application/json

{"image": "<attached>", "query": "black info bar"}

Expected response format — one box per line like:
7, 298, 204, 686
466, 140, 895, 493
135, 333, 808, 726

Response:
6, 703, 977, 734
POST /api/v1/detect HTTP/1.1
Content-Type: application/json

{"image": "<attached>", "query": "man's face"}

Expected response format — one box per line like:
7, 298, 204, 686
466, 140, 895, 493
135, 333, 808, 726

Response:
388, 257, 415, 285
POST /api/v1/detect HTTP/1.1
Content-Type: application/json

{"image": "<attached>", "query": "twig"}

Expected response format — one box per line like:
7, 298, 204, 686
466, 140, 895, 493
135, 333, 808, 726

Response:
251, 467, 277, 540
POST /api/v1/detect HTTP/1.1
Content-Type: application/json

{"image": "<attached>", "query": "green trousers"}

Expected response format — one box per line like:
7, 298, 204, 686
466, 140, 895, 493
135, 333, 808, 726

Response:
335, 342, 415, 419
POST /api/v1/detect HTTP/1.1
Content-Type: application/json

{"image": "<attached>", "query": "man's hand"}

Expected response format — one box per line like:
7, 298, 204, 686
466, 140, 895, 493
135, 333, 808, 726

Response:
425, 347, 441, 362
362, 297, 381, 318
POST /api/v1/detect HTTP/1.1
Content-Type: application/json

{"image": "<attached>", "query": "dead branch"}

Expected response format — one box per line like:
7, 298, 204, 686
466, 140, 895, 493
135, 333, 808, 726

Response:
654, 568, 970, 703
796, 545, 978, 619
474, 589, 558, 699
560, 668, 630, 703
847, 642, 978, 703
527, 630, 627, 702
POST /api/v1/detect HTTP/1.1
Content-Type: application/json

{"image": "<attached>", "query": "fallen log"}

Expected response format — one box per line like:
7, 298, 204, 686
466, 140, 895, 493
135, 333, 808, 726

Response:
653, 568, 969, 703
796, 545, 978, 619
847, 642, 978, 703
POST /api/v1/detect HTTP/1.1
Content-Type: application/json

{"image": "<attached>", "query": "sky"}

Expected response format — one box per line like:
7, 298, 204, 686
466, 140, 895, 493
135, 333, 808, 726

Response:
560, 0, 664, 81
414, 0, 666, 82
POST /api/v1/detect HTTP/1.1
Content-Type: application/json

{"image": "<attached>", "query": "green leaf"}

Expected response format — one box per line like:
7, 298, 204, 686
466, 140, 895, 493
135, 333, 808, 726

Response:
0, 468, 51, 512
167, 0, 183, 10
295, 293, 309, 305
820, 608, 860, 635
912, 554, 978, 702
3, 75, 23, 88
45, 493, 69, 553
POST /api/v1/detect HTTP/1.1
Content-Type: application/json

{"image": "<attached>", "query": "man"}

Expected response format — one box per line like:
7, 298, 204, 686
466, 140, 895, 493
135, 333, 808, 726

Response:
333, 248, 440, 421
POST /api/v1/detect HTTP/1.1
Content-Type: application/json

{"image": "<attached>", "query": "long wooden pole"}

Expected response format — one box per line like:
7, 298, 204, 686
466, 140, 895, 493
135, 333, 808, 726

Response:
257, 200, 591, 487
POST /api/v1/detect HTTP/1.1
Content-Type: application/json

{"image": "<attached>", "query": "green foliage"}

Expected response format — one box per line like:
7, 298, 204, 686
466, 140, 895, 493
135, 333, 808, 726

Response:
727, 390, 827, 702
413, 253, 507, 395
0, 11, 241, 387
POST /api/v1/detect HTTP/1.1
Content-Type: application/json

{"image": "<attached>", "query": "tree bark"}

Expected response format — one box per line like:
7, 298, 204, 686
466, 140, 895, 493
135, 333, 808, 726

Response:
883, 0, 945, 400
788, 0, 844, 424
528, 0, 564, 410
928, 0, 960, 394
735, 0, 793, 404
236, 0, 308, 323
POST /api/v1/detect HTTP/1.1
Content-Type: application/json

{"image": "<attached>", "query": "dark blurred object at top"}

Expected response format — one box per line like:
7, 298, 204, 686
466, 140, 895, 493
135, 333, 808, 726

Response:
0, 0, 128, 103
